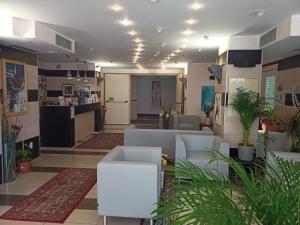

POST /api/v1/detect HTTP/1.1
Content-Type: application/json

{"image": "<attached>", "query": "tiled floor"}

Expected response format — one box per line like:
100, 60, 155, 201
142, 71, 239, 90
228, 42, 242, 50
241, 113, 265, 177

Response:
0, 130, 141, 225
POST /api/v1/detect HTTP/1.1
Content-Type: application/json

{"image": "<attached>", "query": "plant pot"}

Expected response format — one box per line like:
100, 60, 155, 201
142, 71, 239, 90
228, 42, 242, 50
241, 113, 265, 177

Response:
238, 144, 254, 162
18, 161, 32, 173
205, 117, 211, 125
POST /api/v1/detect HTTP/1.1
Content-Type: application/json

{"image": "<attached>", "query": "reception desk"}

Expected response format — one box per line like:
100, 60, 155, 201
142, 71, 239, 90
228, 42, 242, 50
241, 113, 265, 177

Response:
40, 103, 101, 148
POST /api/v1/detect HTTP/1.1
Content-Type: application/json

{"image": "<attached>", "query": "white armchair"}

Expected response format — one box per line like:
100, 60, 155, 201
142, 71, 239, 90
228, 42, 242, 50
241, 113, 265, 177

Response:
97, 146, 162, 225
175, 134, 229, 176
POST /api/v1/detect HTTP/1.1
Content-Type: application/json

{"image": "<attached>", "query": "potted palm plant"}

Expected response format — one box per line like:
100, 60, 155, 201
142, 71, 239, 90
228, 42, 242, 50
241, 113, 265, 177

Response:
154, 154, 300, 225
231, 88, 263, 161
16, 149, 33, 173
288, 109, 300, 152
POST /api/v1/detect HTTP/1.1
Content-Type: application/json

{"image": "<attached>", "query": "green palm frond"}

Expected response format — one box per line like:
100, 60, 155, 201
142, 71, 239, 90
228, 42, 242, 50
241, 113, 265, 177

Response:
154, 152, 300, 225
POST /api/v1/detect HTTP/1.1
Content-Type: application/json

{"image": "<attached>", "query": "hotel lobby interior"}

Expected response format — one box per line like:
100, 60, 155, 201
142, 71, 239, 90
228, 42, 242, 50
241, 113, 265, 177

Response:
0, 0, 300, 225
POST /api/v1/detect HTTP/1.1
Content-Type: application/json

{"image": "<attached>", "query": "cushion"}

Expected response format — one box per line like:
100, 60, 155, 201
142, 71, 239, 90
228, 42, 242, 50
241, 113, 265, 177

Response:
179, 123, 194, 130
186, 151, 218, 170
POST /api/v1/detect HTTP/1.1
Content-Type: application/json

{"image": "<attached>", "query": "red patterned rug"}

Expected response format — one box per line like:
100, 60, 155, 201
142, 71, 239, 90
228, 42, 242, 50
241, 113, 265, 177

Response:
76, 133, 124, 149
0, 168, 96, 223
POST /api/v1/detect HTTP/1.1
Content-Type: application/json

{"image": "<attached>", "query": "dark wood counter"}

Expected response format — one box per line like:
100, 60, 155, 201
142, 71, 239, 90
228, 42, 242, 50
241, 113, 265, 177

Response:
40, 103, 101, 148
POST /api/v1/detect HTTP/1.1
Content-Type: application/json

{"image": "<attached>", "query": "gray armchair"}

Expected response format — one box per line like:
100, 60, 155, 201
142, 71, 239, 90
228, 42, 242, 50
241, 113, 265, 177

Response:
173, 115, 200, 130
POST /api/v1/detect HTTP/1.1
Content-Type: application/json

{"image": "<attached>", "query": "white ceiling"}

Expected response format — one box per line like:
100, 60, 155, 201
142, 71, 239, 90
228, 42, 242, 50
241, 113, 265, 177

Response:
0, 0, 300, 68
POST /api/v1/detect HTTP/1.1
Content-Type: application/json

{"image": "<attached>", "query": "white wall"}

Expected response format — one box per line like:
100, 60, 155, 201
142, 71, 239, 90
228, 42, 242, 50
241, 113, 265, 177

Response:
137, 76, 176, 114
186, 63, 215, 119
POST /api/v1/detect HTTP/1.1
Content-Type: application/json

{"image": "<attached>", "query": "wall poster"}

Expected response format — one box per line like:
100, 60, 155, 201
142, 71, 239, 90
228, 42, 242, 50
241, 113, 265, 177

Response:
152, 81, 161, 107
2, 60, 28, 115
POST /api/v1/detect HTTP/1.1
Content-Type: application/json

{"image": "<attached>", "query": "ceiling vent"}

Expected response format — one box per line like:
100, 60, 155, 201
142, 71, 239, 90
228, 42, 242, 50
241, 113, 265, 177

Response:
56, 34, 72, 51
260, 28, 277, 48
8, 45, 37, 53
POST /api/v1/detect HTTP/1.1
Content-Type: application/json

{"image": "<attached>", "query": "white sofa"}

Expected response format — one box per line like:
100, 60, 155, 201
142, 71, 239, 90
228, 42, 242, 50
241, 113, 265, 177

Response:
256, 131, 291, 158
124, 128, 213, 159
175, 134, 230, 176
97, 146, 162, 225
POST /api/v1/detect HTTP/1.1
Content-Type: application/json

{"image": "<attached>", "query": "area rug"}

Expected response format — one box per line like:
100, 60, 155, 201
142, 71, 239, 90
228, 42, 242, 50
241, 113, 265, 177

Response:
76, 133, 124, 149
0, 168, 96, 223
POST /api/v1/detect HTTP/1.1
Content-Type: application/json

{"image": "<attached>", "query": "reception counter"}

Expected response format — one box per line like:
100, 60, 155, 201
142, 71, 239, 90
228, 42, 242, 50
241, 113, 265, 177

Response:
40, 103, 101, 148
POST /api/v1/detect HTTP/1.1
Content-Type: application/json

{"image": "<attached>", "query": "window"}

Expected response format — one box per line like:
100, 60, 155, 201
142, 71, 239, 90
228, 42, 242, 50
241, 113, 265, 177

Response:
264, 75, 276, 109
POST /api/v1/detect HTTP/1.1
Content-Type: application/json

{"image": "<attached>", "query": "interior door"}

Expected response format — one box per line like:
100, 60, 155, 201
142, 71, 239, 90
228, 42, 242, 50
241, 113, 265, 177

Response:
105, 74, 131, 124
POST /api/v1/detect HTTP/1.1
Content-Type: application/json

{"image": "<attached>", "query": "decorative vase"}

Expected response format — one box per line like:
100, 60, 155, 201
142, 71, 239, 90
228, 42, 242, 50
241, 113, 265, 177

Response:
205, 117, 211, 125
18, 161, 32, 173
238, 144, 254, 162
2, 142, 17, 183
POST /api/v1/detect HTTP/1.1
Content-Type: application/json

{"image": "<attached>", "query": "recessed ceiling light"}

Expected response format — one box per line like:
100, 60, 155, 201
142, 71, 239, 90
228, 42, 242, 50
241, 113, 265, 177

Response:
182, 29, 194, 36
175, 49, 182, 53
138, 43, 145, 47
110, 4, 123, 12
119, 18, 133, 26
155, 26, 163, 33
255, 9, 266, 17
197, 48, 202, 52
182, 38, 188, 43
149, 0, 159, 3
134, 37, 141, 43
181, 44, 187, 49
189, 2, 204, 10
185, 18, 197, 25
128, 30, 137, 36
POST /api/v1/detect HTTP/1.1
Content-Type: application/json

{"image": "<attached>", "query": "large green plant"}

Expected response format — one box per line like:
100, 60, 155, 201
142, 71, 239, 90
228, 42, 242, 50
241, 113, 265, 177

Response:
288, 110, 300, 152
231, 88, 262, 145
154, 153, 300, 225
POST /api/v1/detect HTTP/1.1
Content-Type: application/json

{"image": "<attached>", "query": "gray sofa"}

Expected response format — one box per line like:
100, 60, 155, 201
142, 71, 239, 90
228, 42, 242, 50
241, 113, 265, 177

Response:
124, 128, 213, 159
173, 115, 200, 130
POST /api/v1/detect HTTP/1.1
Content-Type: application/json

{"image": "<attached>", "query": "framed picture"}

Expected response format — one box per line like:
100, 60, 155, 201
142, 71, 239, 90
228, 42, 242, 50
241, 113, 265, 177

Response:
2, 60, 28, 116
62, 84, 74, 96
82, 84, 91, 94
201, 86, 215, 111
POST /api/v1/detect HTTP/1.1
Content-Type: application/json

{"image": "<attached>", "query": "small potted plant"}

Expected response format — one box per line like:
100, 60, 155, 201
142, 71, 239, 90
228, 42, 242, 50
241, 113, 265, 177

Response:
260, 108, 280, 132
288, 109, 300, 152
231, 88, 263, 161
160, 108, 170, 129
16, 149, 33, 173
203, 104, 214, 125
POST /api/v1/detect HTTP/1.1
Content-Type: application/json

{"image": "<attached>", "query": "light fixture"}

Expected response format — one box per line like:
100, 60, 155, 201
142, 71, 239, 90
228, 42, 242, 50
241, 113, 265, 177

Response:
66, 69, 72, 80
182, 38, 188, 43
76, 70, 81, 81
197, 48, 202, 52
149, 0, 159, 3
138, 43, 145, 47
182, 29, 194, 36
185, 18, 197, 25
110, 4, 123, 11
155, 26, 163, 33
134, 37, 141, 43
84, 70, 88, 82
181, 44, 187, 49
119, 18, 133, 26
175, 49, 181, 53
189, 2, 203, 10
255, 9, 266, 17
128, 30, 137, 36
65, 54, 73, 80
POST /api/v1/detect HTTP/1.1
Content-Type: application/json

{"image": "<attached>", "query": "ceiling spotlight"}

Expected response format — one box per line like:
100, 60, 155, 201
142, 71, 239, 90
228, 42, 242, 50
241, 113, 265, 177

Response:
110, 4, 123, 12
119, 18, 133, 26
138, 43, 145, 47
175, 49, 181, 53
182, 29, 194, 36
155, 26, 163, 33
181, 44, 187, 49
161, 42, 166, 47
189, 2, 204, 10
156, 51, 160, 55
134, 37, 142, 43
255, 9, 266, 17
185, 18, 197, 25
128, 30, 137, 36
197, 48, 202, 52
149, 0, 159, 3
